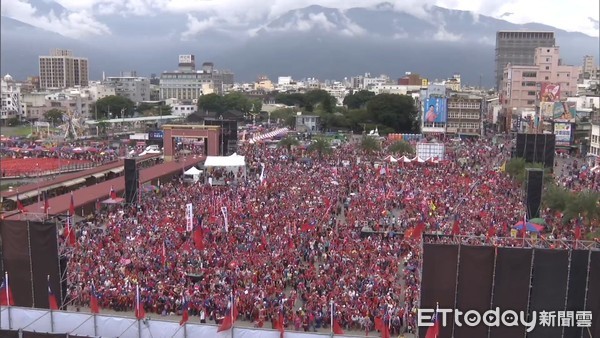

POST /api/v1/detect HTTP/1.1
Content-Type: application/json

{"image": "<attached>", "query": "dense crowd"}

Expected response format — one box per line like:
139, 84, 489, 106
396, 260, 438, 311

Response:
63, 137, 597, 335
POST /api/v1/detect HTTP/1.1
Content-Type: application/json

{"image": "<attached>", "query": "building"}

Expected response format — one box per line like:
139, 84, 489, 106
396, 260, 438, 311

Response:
88, 81, 117, 101
590, 109, 600, 162
444, 74, 462, 92
500, 47, 580, 132
23, 91, 92, 121
398, 72, 423, 86
495, 31, 555, 91
159, 56, 233, 100
1, 74, 24, 124
295, 114, 320, 133
582, 55, 598, 81
255, 76, 275, 92
104, 76, 150, 104
39, 49, 89, 89
446, 94, 484, 137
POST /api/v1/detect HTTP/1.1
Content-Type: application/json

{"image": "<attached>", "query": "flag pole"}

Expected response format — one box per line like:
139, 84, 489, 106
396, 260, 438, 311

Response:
330, 301, 334, 337
5, 271, 9, 306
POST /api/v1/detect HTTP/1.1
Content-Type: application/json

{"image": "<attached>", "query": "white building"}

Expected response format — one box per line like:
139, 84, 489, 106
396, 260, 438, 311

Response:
88, 81, 116, 101
278, 76, 293, 86
165, 98, 198, 117
104, 76, 151, 104
590, 122, 600, 160
1, 74, 24, 124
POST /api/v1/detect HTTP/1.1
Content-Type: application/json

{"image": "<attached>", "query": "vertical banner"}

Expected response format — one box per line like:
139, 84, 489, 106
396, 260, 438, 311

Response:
221, 207, 228, 232
185, 203, 193, 232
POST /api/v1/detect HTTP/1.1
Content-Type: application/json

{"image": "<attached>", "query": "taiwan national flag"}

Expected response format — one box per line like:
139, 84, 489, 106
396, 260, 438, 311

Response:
425, 308, 440, 338
333, 318, 344, 334
193, 216, 204, 251
135, 285, 146, 320
90, 284, 100, 314
48, 279, 58, 310
217, 293, 238, 332
0, 272, 15, 306
179, 296, 189, 326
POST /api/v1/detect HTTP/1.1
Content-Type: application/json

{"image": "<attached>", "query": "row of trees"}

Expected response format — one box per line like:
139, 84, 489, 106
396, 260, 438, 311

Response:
197, 92, 262, 116
278, 135, 414, 159
504, 158, 599, 237
270, 90, 419, 134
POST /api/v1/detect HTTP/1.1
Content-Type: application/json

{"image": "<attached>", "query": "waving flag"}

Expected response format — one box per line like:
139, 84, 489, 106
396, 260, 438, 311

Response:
48, 277, 58, 310
217, 292, 238, 332
451, 219, 460, 236
194, 216, 204, 250
135, 285, 145, 320
425, 305, 440, 338
43, 191, 50, 215
0, 272, 15, 306
179, 296, 189, 326
90, 283, 99, 314
65, 192, 76, 246
110, 186, 117, 200
16, 194, 27, 213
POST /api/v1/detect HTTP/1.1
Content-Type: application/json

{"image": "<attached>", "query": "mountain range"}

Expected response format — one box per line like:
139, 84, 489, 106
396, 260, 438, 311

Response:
1, 0, 598, 87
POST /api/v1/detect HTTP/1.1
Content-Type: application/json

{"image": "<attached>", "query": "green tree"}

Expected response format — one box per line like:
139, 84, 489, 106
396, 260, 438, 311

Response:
43, 108, 64, 125
275, 93, 306, 108
97, 120, 109, 136
270, 108, 297, 128
563, 190, 600, 226
366, 94, 418, 132
223, 92, 251, 113
343, 90, 376, 109
505, 158, 549, 184
345, 109, 372, 133
388, 140, 415, 156
198, 93, 225, 113
94, 95, 135, 119
308, 137, 332, 159
278, 136, 299, 151
360, 136, 381, 154
543, 184, 571, 213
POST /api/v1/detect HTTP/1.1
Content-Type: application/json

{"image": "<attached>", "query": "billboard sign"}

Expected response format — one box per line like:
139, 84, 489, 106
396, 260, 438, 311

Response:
424, 98, 447, 123
552, 102, 577, 122
148, 130, 164, 140
178, 54, 194, 64
416, 142, 445, 160
553, 122, 573, 147
540, 83, 560, 102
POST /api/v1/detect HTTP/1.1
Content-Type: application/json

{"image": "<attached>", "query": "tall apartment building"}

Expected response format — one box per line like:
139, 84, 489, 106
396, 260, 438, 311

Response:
446, 94, 484, 136
159, 56, 234, 100
501, 47, 580, 110
582, 55, 598, 81
1, 74, 24, 124
495, 31, 555, 91
104, 76, 150, 104
39, 49, 89, 89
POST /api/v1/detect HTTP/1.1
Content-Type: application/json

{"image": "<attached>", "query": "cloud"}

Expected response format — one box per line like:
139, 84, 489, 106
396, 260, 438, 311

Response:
433, 26, 462, 42
1, 0, 110, 38
181, 14, 221, 40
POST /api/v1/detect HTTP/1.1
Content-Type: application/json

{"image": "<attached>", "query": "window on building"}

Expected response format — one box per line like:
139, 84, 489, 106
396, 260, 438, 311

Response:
545, 77, 549, 80
545, 66, 549, 70
527, 91, 536, 96
527, 100, 535, 105
523, 72, 537, 78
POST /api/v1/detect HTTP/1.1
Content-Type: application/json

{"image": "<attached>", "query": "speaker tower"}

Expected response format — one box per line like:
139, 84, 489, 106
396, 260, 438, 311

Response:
526, 168, 544, 219
124, 159, 139, 205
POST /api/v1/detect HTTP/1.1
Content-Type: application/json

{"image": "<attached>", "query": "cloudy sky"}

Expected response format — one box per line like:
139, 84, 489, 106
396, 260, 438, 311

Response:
2, 0, 599, 39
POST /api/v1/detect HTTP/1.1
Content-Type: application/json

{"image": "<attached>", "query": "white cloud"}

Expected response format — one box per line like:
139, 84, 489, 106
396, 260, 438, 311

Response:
12, 0, 600, 38
181, 14, 221, 40
433, 25, 462, 41
1, 0, 110, 38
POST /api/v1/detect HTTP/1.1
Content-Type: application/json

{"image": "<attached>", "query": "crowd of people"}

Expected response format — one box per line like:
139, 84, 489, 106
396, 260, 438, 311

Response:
62, 136, 597, 335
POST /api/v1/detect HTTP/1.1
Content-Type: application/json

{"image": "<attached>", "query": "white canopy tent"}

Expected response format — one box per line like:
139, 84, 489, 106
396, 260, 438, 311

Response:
184, 166, 202, 182
204, 153, 246, 167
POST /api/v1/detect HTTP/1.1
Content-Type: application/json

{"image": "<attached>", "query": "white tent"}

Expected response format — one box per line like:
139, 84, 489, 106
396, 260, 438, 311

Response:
383, 155, 398, 163
400, 156, 412, 163
184, 166, 202, 183
204, 153, 246, 167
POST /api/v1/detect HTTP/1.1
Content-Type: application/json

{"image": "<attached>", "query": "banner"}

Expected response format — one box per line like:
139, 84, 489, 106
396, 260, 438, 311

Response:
552, 102, 577, 122
553, 122, 573, 147
221, 207, 228, 232
185, 203, 193, 232
540, 83, 560, 102
424, 97, 447, 123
